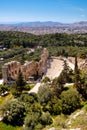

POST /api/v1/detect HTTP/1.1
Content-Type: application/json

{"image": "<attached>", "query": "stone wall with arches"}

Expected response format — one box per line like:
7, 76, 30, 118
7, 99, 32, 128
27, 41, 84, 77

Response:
2, 48, 49, 84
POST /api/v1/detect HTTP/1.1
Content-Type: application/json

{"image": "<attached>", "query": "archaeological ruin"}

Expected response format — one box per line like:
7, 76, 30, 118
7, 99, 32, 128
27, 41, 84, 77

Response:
2, 48, 49, 84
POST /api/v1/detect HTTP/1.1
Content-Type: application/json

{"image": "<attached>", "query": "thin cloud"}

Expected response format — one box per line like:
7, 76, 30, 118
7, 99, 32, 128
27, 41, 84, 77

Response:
81, 14, 85, 17
76, 7, 85, 12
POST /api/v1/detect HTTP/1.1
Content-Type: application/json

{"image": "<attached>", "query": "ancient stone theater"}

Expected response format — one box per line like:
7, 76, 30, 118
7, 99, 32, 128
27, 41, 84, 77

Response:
2, 48, 49, 84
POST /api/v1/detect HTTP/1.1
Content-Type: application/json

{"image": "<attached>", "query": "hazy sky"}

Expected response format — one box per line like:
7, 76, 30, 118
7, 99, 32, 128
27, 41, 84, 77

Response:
0, 0, 87, 23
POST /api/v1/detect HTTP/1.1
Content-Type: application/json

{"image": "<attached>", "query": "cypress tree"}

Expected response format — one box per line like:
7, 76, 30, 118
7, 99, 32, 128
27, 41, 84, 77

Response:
16, 69, 25, 93
62, 60, 69, 83
74, 55, 81, 93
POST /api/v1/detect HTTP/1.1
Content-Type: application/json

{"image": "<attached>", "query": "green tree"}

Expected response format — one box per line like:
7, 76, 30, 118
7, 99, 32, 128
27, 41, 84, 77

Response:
16, 69, 25, 88
42, 76, 50, 83
74, 55, 82, 93
24, 111, 52, 130
62, 60, 69, 83
40, 112, 53, 125
0, 100, 25, 125
52, 60, 72, 97
16, 69, 25, 93
48, 96, 62, 115
52, 76, 65, 97
78, 73, 87, 99
20, 53, 26, 65
82, 76, 87, 99
61, 88, 81, 114
38, 84, 52, 105
11, 70, 25, 96
24, 113, 41, 130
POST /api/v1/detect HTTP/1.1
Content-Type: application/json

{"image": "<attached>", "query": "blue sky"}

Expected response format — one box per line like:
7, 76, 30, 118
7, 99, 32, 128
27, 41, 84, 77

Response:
0, 0, 87, 23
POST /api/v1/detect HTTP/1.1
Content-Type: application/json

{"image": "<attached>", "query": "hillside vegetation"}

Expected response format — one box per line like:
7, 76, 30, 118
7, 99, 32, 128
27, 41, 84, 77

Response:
0, 56, 87, 130
0, 31, 87, 58
0, 31, 87, 130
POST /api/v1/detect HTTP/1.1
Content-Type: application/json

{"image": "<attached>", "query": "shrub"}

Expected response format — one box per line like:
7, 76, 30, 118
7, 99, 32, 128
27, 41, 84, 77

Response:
24, 113, 41, 130
40, 112, 53, 125
42, 77, 50, 83
0, 85, 9, 96
48, 96, 62, 115
0, 71, 2, 78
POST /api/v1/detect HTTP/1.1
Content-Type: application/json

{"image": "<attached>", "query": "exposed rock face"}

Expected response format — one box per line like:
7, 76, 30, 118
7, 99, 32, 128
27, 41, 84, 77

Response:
79, 58, 87, 72
2, 48, 49, 84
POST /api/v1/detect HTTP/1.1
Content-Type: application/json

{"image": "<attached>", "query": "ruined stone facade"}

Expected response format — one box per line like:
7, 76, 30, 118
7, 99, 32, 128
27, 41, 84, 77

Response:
2, 48, 49, 84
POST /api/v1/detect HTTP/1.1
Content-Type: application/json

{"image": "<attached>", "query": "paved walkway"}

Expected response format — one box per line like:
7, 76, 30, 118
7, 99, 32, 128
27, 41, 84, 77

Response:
0, 79, 3, 85
28, 82, 41, 94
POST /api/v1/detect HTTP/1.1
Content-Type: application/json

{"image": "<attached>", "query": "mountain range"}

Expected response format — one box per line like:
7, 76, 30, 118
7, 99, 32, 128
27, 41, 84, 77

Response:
0, 21, 87, 34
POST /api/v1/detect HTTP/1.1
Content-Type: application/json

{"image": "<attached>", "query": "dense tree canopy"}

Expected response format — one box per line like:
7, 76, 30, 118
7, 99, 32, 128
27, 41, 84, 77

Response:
1, 31, 87, 129
0, 31, 87, 48
0, 31, 87, 58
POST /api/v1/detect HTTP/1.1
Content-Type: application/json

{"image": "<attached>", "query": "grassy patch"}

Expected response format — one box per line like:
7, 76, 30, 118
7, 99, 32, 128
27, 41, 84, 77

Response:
43, 114, 68, 130
52, 114, 68, 129
71, 112, 87, 130
0, 94, 12, 104
0, 122, 21, 130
